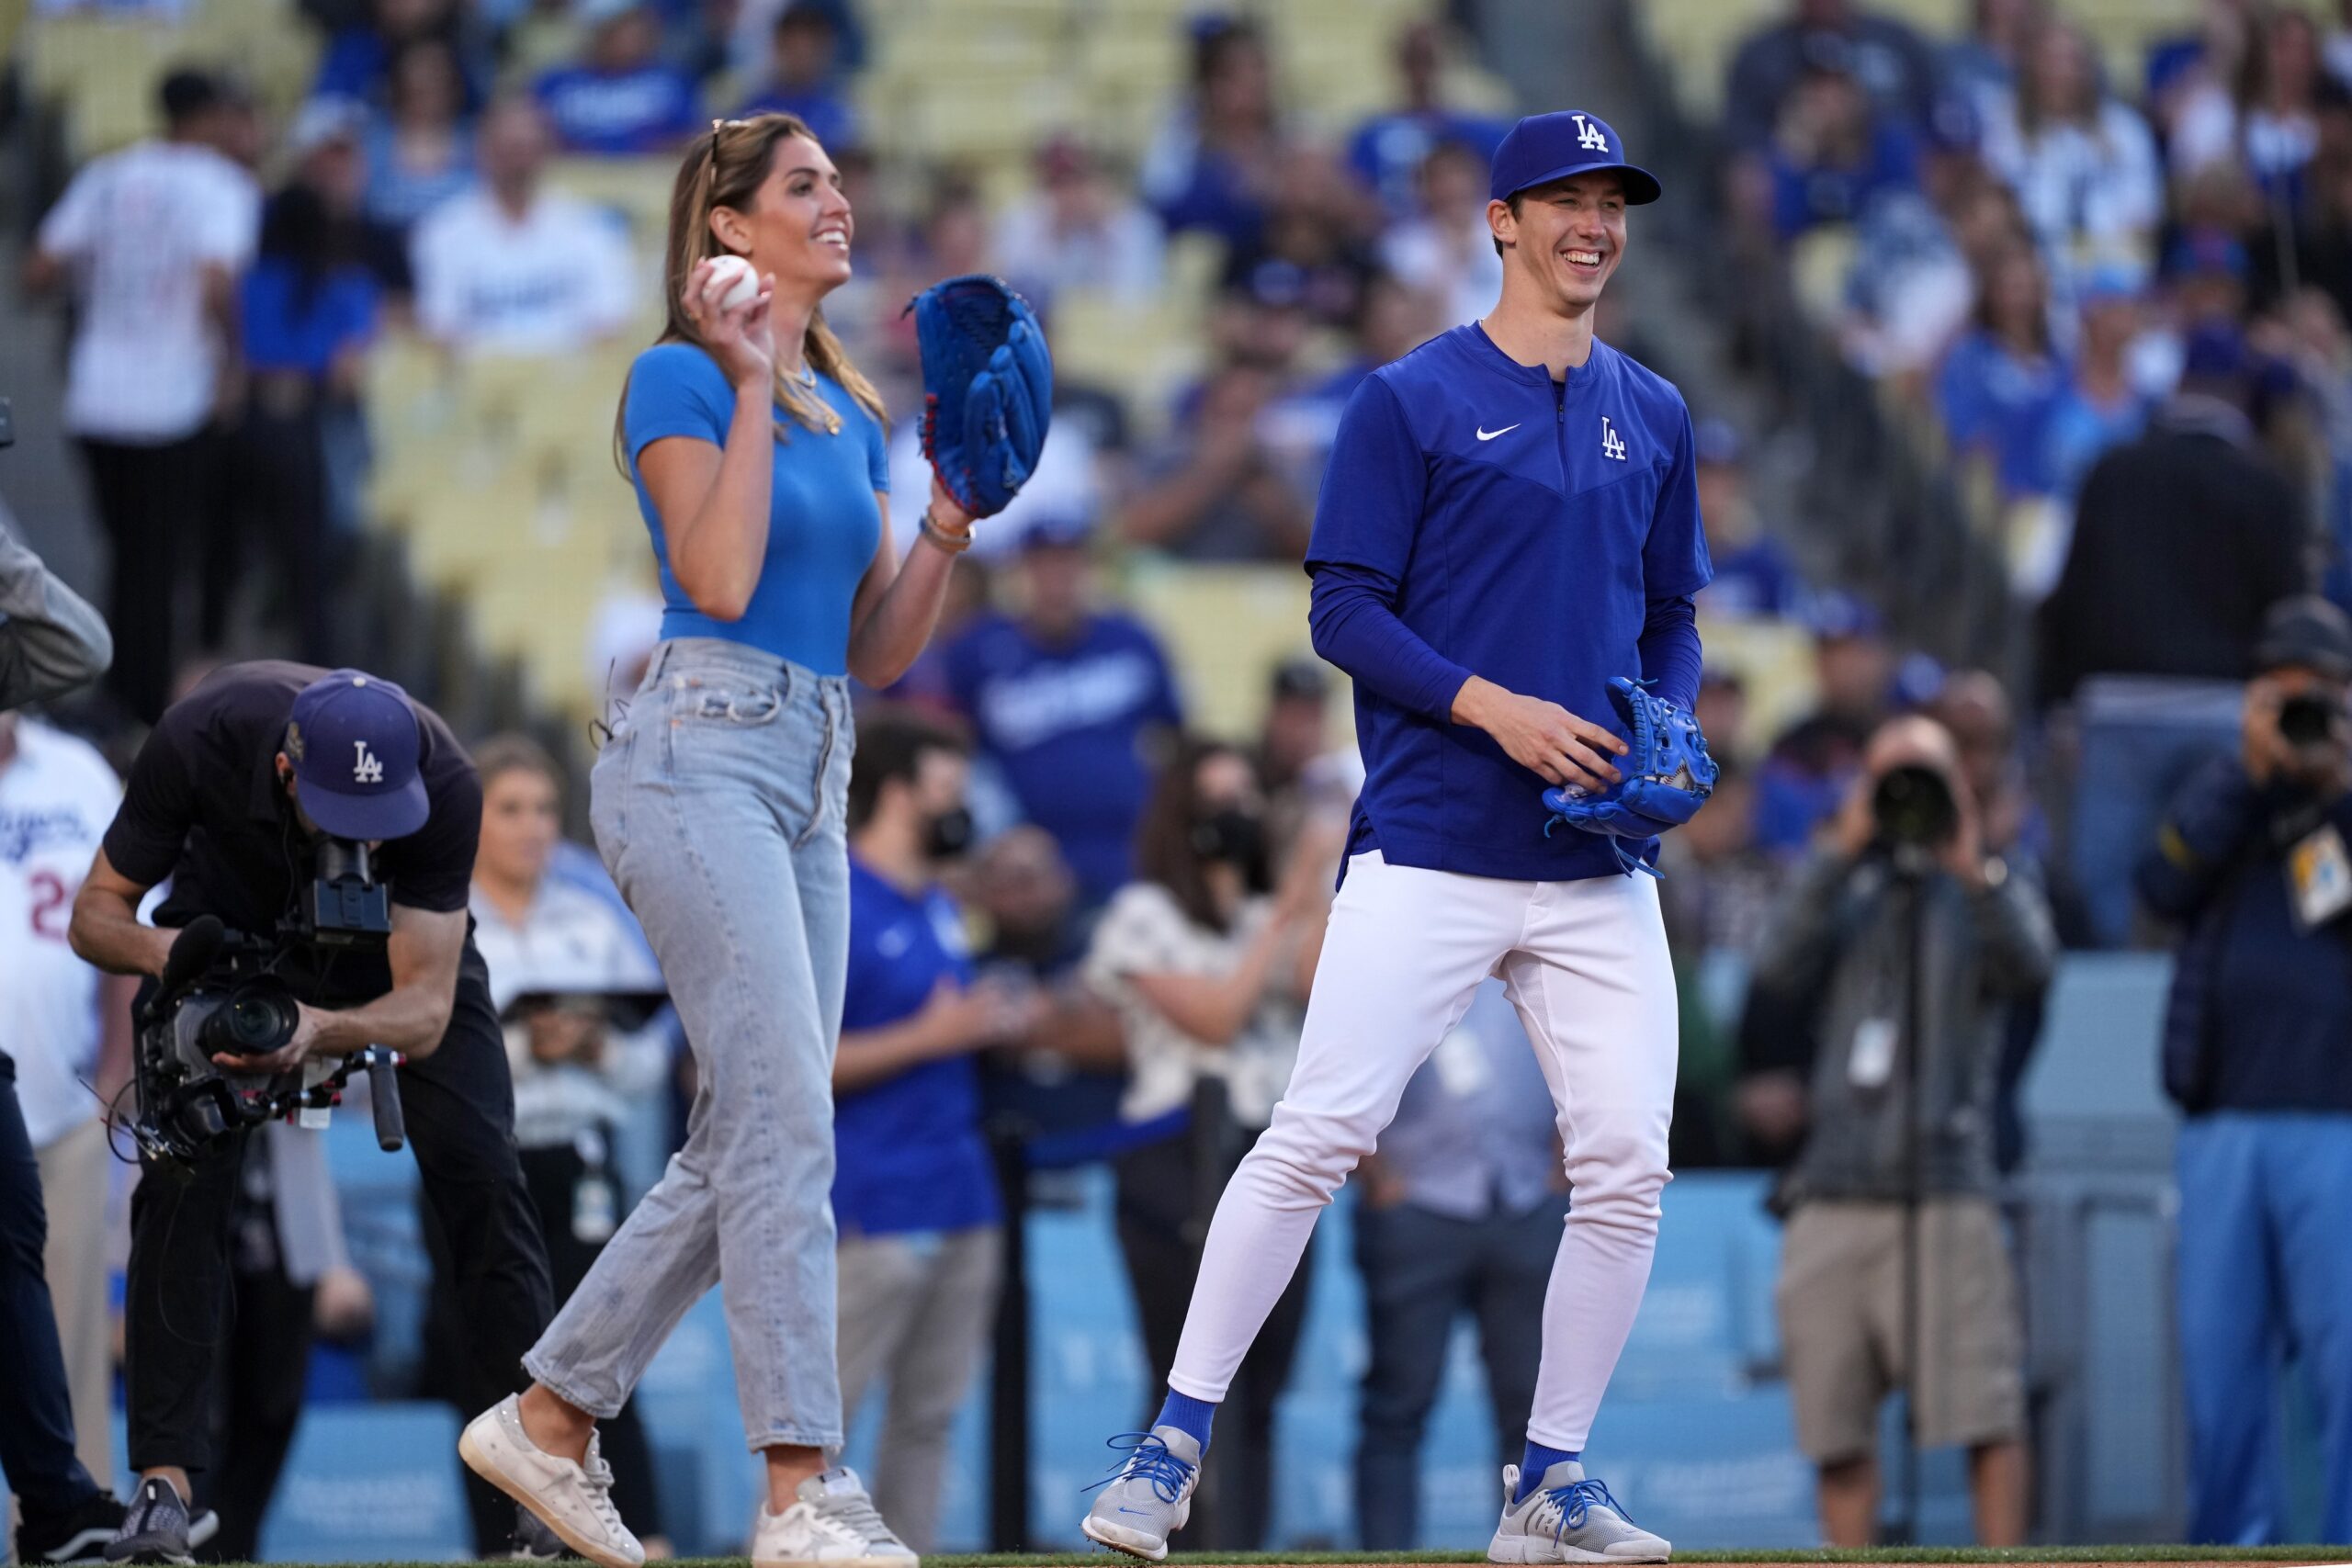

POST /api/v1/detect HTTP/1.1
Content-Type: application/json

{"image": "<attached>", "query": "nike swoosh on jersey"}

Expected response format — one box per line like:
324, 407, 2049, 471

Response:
1476, 423, 1521, 441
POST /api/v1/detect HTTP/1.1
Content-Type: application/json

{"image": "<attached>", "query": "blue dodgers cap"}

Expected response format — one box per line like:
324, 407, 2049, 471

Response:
1489, 109, 1661, 206
283, 670, 429, 840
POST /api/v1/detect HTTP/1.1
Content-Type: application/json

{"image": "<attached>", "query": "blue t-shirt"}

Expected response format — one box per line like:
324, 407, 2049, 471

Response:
1307, 323, 1713, 883
834, 859, 999, 1235
536, 63, 702, 155
1935, 329, 2067, 499
622, 342, 888, 675
944, 611, 1183, 906
1346, 108, 1510, 219
240, 261, 379, 378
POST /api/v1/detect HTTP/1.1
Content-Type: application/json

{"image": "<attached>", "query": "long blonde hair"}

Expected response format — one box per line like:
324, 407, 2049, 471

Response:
616, 113, 886, 473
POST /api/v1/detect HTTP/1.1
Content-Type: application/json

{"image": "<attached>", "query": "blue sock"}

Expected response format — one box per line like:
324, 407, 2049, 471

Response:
1153, 1389, 1217, 1453
1515, 1443, 1582, 1501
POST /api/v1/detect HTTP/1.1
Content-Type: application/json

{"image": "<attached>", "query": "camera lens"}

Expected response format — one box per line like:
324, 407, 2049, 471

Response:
1871, 763, 1959, 849
2279, 694, 2336, 748
198, 980, 300, 1057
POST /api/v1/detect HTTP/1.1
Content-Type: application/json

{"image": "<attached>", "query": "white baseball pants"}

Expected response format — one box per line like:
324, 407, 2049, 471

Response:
1167, 851, 1679, 1452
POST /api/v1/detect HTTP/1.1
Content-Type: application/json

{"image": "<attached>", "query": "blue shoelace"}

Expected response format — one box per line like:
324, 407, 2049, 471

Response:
1083, 1432, 1195, 1505
1540, 1476, 1634, 1541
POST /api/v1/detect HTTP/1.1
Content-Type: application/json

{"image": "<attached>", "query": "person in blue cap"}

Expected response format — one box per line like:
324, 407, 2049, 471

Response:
65, 662, 556, 1564
1080, 109, 1706, 1565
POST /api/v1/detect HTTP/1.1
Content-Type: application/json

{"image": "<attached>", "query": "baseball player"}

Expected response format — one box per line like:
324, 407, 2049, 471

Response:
1081, 111, 1711, 1564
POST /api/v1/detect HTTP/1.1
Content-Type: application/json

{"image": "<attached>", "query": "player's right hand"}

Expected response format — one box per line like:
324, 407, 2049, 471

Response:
684, 256, 776, 391
1455, 677, 1626, 793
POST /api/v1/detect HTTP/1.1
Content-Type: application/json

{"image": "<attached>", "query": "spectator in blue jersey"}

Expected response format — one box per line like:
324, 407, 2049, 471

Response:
2041, 268, 2158, 506
2138, 597, 2352, 1546
535, 0, 701, 157
733, 2, 857, 151
364, 39, 476, 233
1722, 0, 1946, 152
1345, 18, 1509, 222
312, 0, 487, 113
1765, 60, 1922, 241
1691, 418, 1809, 621
942, 514, 1185, 908
832, 711, 1040, 1553
1937, 238, 2067, 498
1139, 16, 1287, 249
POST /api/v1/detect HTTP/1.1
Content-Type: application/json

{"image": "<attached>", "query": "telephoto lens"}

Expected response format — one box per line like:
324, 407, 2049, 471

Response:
2278, 693, 2338, 749
196, 976, 302, 1059
1871, 763, 1959, 850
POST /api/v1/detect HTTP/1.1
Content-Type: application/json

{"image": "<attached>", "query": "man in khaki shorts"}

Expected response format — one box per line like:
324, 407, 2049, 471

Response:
1747, 715, 2051, 1547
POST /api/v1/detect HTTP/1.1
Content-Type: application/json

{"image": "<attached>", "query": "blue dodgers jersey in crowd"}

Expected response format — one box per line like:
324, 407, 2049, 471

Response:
623, 343, 888, 676
833, 858, 1000, 1235
943, 611, 1183, 905
1309, 323, 1712, 882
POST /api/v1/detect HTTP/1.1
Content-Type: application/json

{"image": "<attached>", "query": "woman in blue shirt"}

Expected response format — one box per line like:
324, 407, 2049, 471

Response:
459, 112, 976, 1568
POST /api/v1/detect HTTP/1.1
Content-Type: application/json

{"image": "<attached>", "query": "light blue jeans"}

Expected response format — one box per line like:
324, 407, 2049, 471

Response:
525, 637, 855, 1450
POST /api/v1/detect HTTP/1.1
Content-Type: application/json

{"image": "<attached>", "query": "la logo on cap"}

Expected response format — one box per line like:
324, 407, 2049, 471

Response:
1573, 113, 1608, 152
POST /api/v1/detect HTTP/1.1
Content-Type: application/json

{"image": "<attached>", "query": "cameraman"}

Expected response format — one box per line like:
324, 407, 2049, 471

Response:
66, 663, 553, 1562
1753, 715, 2052, 1549
2136, 596, 2352, 1546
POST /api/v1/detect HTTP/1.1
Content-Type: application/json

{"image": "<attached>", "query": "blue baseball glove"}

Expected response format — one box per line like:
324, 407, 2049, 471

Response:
1541, 676, 1718, 875
907, 273, 1052, 518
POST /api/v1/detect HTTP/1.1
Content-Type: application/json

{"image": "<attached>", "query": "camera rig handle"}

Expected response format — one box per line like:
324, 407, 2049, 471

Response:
364, 1049, 407, 1153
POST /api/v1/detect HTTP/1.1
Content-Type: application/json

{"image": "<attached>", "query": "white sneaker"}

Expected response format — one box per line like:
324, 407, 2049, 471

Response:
752, 1468, 916, 1568
1487, 1460, 1670, 1564
1078, 1426, 1200, 1562
458, 1394, 646, 1568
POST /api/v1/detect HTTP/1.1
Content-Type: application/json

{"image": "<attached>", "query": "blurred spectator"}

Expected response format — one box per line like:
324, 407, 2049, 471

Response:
0, 712, 130, 1491
1352, 980, 1564, 1550
1754, 715, 2049, 1548
734, 1, 857, 151
1660, 758, 1782, 1165
1345, 19, 1509, 221
2039, 329, 2309, 945
221, 181, 383, 667
1257, 272, 1443, 501
1695, 666, 1755, 766
1227, 146, 1384, 332
1765, 60, 1923, 241
462, 736, 669, 1557
411, 96, 636, 355
1691, 419, 1809, 620
1381, 138, 1503, 328
1834, 151, 2018, 382
834, 713, 1039, 1553
992, 136, 1166, 310
535, 0, 701, 155
940, 516, 1183, 908
363, 40, 477, 231
1085, 738, 1333, 1549
2170, 6, 2332, 205
1755, 592, 1894, 854
2041, 268, 2159, 504
2171, 224, 2256, 334
1250, 656, 1354, 865
1140, 17, 1287, 248
1723, 0, 1946, 152
1936, 239, 2066, 499
967, 826, 1128, 1142
1977, 19, 2164, 288
2137, 596, 2352, 1547
1940, 0, 2037, 110
312, 0, 486, 112
25, 67, 260, 725
1121, 334, 1316, 562
728, 0, 863, 91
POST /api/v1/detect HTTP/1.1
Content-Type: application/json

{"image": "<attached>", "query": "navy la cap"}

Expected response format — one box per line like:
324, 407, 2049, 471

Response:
1489, 109, 1662, 206
284, 670, 429, 840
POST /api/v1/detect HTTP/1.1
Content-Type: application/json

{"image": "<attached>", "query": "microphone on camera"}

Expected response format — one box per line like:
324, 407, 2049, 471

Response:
153, 916, 227, 1014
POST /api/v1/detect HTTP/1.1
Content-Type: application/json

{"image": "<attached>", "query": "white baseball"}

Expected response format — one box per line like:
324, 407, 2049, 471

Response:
704, 254, 761, 314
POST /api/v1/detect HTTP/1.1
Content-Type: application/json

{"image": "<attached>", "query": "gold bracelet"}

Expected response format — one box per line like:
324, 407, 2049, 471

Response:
919, 508, 975, 553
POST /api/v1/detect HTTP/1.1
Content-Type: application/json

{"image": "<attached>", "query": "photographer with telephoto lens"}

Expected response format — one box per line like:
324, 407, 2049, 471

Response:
1750, 715, 2053, 1549
2137, 596, 2352, 1546
65, 663, 552, 1563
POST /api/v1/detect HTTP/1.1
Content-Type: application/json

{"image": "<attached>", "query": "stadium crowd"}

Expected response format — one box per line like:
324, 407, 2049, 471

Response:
4, 0, 2352, 1557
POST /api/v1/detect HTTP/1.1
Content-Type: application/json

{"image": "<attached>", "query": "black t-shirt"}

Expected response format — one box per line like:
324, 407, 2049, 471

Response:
101, 660, 481, 999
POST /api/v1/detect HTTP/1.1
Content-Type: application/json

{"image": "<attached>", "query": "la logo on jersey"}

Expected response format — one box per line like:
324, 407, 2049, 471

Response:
353, 740, 385, 785
1573, 113, 1609, 152
1600, 415, 1628, 461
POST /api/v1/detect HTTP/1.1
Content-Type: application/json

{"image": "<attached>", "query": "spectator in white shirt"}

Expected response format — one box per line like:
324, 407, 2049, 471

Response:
410, 96, 636, 355
992, 136, 1166, 310
462, 733, 671, 1553
0, 712, 134, 1490
26, 69, 260, 723
2169, 6, 2329, 203
1979, 19, 2163, 291
1379, 137, 1502, 329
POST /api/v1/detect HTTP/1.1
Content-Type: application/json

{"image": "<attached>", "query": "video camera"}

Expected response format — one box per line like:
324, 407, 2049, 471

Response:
130, 833, 406, 1165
